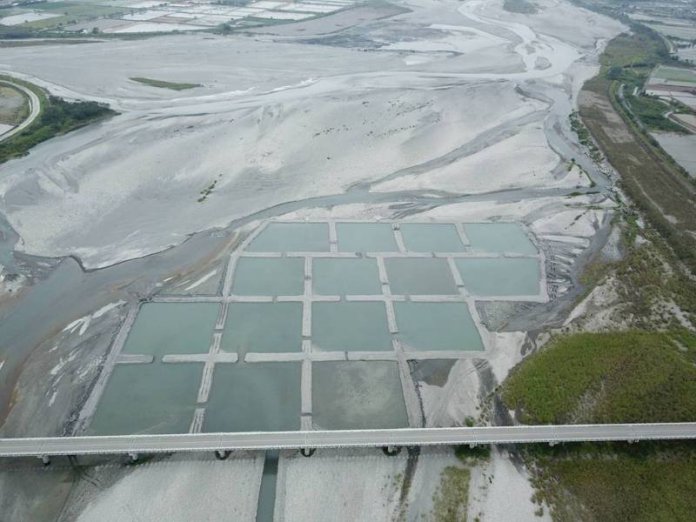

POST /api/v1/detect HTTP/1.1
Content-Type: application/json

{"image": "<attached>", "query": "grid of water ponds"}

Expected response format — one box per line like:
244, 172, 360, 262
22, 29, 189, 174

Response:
85, 221, 546, 436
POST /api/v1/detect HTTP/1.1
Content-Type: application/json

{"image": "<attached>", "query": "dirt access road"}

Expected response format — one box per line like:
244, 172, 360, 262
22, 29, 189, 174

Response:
0, 78, 40, 142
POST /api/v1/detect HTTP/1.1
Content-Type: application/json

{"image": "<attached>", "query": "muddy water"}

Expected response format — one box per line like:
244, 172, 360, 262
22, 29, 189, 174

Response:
0, 230, 231, 424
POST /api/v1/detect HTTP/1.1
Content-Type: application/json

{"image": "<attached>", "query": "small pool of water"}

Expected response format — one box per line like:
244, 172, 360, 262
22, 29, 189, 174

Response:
399, 223, 466, 252
312, 258, 382, 295
336, 222, 399, 252
312, 301, 392, 351
395, 302, 483, 351
203, 362, 301, 432
122, 303, 219, 357
88, 362, 202, 435
312, 361, 408, 429
232, 257, 304, 296
247, 222, 329, 252
222, 302, 303, 355
464, 223, 537, 255
385, 258, 458, 295
455, 257, 540, 296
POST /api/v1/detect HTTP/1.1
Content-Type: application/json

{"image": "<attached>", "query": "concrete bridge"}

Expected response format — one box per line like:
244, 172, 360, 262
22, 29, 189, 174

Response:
2, 423, 696, 460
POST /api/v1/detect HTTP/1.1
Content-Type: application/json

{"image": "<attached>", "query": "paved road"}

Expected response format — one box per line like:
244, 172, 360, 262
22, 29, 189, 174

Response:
0, 78, 41, 142
2, 423, 696, 457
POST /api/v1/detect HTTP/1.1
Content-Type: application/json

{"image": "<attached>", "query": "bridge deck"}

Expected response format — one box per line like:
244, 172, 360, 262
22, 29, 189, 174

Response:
2, 423, 696, 457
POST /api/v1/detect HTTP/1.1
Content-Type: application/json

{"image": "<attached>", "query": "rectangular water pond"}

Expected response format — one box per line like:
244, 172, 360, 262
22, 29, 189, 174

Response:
203, 362, 301, 432
395, 302, 483, 351
312, 361, 408, 430
222, 302, 303, 355
88, 362, 202, 435
385, 258, 458, 295
312, 301, 392, 351
455, 257, 540, 296
399, 223, 466, 252
247, 222, 329, 252
336, 222, 399, 252
312, 258, 382, 295
122, 303, 219, 357
463, 223, 537, 255
232, 256, 304, 296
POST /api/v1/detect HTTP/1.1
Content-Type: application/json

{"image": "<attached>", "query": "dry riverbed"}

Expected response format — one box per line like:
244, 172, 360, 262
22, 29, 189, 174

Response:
0, 0, 629, 519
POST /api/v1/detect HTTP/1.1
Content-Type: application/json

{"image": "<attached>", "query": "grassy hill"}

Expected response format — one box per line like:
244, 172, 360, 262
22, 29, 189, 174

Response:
502, 330, 696, 424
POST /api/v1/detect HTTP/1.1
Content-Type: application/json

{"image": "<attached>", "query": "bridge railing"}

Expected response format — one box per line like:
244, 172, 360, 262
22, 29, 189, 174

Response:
2, 423, 696, 458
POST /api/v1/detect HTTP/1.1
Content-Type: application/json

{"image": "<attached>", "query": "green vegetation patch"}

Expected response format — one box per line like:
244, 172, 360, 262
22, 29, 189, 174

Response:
0, 91, 116, 164
624, 93, 688, 133
430, 466, 470, 521
130, 77, 202, 91
653, 65, 696, 84
23, 2, 126, 30
569, 110, 602, 162
503, 0, 538, 14
527, 442, 696, 522
0, 85, 29, 126
579, 29, 696, 275
502, 331, 696, 424
599, 27, 669, 87
607, 223, 696, 328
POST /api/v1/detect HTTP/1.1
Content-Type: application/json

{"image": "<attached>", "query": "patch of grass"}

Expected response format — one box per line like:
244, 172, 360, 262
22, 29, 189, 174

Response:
130, 77, 201, 91
612, 228, 696, 327
0, 90, 116, 165
430, 466, 470, 522
502, 330, 696, 424
625, 93, 688, 133
503, 0, 538, 14
0, 38, 95, 47
525, 441, 696, 522
0, 85, 29, 126
654, 65, 696, 84
20, 3, 126, 30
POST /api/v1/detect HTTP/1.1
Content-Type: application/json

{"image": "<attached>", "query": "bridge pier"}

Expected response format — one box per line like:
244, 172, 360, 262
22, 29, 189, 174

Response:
39, 455, 50, 466
215, 450, 232, 460
300, 448, 316, 457
128, 452, 139, 463
382, 445, 402, 456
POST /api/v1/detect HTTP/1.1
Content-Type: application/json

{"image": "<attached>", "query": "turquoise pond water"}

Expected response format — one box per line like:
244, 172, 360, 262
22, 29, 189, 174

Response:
87, 221, 544, 435
88, 362, 202, 435
385, 258, 458, 295
312, 257, 382, 295
122, 303, 219, 357
463, 223, 537, 255
222, 302, 303, 355
247, 222, 330, 252
399, 223, 465, 252
312, 301, 392, 351
395, 302, 483, 351
232, 257, 304, 296
455, 257, 541, 296
336, 222, 399, 252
